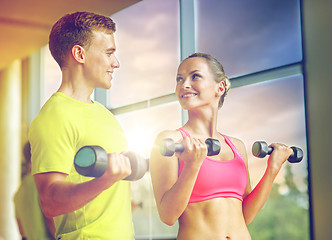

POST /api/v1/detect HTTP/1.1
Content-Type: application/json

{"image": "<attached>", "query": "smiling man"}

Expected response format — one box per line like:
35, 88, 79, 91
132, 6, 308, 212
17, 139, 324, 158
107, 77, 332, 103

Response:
29, 12, 134, 240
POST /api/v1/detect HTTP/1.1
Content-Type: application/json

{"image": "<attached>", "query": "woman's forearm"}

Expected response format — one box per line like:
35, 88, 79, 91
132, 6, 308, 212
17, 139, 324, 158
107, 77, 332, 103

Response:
156, 164, 199, 225
242, 166, 279, 225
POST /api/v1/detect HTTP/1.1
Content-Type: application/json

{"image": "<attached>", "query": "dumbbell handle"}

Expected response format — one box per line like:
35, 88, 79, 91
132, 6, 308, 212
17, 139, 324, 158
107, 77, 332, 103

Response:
160, 138, 220, 157
252, 141, 303, 163
74, 146, 148, 180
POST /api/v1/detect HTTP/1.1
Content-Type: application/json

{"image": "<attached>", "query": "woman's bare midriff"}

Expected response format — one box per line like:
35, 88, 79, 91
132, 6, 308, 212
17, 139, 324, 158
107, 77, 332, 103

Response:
177, 198, 251, 240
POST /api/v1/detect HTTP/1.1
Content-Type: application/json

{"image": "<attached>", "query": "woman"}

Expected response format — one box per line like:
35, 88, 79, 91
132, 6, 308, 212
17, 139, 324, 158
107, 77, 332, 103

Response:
150, 53, 293, 240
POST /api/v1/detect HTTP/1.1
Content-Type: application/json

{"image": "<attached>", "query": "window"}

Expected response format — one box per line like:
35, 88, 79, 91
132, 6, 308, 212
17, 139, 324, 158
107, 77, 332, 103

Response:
109, 0, 180, 108
115, 103, 181, 238
196, 0, 302, 77
42, 45, 61, 106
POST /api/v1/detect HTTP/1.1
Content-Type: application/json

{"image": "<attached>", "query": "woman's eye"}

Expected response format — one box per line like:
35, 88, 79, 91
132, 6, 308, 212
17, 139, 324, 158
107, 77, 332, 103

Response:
176, 77, 183, 82
192, 74, 200, 79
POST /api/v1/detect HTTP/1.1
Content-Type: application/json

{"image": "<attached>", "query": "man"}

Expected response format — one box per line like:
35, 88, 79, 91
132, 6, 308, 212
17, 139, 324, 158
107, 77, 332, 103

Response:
29, 12, 134, 239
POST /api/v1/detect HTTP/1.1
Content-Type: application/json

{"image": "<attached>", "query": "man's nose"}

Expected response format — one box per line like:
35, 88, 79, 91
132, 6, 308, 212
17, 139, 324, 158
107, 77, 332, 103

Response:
111, 55, 120, 68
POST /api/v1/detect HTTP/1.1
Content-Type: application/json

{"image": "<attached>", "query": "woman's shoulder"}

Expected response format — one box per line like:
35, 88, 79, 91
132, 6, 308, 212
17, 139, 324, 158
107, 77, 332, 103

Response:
156, 129, 183, 145
223, 135, 248, 160
156, 129, 183, 142
223, 134, 246, 150
226, 135, 243, 144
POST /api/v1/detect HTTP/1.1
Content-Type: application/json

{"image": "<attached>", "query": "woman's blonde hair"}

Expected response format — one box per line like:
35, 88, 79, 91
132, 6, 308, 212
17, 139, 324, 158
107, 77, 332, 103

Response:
185, 53, 231, 108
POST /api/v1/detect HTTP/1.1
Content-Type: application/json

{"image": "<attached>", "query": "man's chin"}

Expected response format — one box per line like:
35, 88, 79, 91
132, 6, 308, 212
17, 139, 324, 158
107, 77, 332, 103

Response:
99, 82, 112, 90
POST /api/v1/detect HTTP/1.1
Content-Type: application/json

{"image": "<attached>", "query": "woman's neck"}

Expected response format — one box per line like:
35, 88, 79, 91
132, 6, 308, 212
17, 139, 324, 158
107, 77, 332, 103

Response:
184, 107, 219, 138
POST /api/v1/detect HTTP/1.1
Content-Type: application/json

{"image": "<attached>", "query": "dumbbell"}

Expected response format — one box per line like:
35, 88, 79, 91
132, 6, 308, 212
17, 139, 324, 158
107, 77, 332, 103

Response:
74, 145, 148, 180
160, 138, 221, 157
252, 141, 303, 163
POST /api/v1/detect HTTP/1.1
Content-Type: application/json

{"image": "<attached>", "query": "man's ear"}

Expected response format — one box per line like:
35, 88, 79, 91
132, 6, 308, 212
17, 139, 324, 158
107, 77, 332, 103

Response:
216, 81, 226, 97
71, 45, 85, 64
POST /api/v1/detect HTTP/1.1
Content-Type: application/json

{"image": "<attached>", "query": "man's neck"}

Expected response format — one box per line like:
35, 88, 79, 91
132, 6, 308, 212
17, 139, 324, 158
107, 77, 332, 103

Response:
58, 69, 94, 104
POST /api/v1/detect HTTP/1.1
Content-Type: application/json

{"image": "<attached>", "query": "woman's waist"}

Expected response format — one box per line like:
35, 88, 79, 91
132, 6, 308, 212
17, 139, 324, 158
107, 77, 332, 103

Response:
178, 198, 249, 238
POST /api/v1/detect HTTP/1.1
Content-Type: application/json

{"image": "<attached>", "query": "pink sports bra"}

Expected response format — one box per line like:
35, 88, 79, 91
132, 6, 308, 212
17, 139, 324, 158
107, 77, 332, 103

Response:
177, 128, 248, 203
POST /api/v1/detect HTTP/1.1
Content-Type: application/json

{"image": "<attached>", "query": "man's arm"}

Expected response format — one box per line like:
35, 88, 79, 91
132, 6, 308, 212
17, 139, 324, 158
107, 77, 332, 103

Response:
34, 153, 132, 218
44, 216, 55, 240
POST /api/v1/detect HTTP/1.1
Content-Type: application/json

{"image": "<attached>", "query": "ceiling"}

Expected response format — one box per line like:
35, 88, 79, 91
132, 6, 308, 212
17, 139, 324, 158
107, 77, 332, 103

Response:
0, 0, 141, 70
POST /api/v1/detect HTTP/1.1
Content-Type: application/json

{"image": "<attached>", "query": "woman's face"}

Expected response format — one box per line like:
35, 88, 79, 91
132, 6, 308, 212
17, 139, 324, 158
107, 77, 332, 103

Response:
175, 57, 222, 110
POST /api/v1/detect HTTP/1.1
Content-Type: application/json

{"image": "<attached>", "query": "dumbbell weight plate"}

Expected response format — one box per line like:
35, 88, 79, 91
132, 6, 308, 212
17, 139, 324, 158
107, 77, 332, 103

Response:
123, 151, 148, 181
205, 138, 221, 156
289, 146, 303, 163
252, 141, 270, 158
160, 138, 180, 157
74, 146, 108, 178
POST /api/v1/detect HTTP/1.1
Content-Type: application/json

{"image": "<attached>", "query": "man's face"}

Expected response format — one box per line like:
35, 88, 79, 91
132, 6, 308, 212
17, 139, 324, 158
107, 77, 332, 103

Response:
83, 30, 120, 89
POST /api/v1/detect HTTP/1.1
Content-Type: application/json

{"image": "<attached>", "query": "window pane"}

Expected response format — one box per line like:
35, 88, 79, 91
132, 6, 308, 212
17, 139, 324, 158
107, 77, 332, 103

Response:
109, 0, 180, 108
196, 0, 302, 77
43, 46, 61, 106
219, 75, 309, 239
115, 102, 181, 238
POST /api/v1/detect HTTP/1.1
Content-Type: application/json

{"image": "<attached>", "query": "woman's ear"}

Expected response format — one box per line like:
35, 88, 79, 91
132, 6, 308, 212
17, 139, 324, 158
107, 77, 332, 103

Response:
216, 81, 226, 97
71, 45, 85, 64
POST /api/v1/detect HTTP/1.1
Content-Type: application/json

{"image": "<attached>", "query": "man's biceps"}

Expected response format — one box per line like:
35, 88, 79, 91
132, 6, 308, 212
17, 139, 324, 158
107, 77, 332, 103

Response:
33, 172, 66, 191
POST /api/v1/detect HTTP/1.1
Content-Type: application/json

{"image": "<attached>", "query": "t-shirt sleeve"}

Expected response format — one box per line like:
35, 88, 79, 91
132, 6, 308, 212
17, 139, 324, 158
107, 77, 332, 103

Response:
29, 109, 77, 175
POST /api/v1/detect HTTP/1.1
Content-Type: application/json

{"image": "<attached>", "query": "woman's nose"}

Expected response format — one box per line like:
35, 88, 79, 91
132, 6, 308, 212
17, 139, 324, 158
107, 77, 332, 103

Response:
182, 79, 191, 89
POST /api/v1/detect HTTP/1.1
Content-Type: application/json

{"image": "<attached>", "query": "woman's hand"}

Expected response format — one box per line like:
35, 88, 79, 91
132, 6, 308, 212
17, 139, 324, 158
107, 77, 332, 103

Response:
175, 136, 207, 170
267, 143, 293, 172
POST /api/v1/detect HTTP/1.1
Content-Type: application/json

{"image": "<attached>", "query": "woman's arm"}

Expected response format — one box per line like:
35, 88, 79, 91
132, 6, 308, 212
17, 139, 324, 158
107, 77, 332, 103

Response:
150, 131, 206, 225
34, 152, 131, 218
241, 142, 293, 225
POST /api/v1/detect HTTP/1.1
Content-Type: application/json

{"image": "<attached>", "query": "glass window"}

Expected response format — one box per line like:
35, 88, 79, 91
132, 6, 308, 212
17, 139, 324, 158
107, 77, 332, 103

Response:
218, 75, 309, 239
196, 0, 302, 77
42, 45, 61, 106
115, 102, 182, 238
109, 0, 180, 108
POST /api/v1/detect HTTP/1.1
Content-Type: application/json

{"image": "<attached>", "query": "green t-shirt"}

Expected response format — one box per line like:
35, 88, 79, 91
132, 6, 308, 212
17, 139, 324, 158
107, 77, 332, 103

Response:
29, 92, 134, 240
14, 174, 53, 240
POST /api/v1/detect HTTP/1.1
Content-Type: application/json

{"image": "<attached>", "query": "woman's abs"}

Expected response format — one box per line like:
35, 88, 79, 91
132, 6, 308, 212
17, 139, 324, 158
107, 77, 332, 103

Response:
177, 198, 251, 240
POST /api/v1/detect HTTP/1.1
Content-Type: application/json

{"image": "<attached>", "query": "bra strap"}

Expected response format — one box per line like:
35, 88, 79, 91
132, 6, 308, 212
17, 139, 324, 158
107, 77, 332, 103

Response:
177, 128, 190, 138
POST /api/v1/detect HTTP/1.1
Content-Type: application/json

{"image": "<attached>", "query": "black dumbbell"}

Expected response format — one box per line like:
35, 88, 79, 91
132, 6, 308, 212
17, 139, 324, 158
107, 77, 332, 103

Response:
74, 145, 149, 180
160, 138, 221, 157
252, 141, 303, 163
